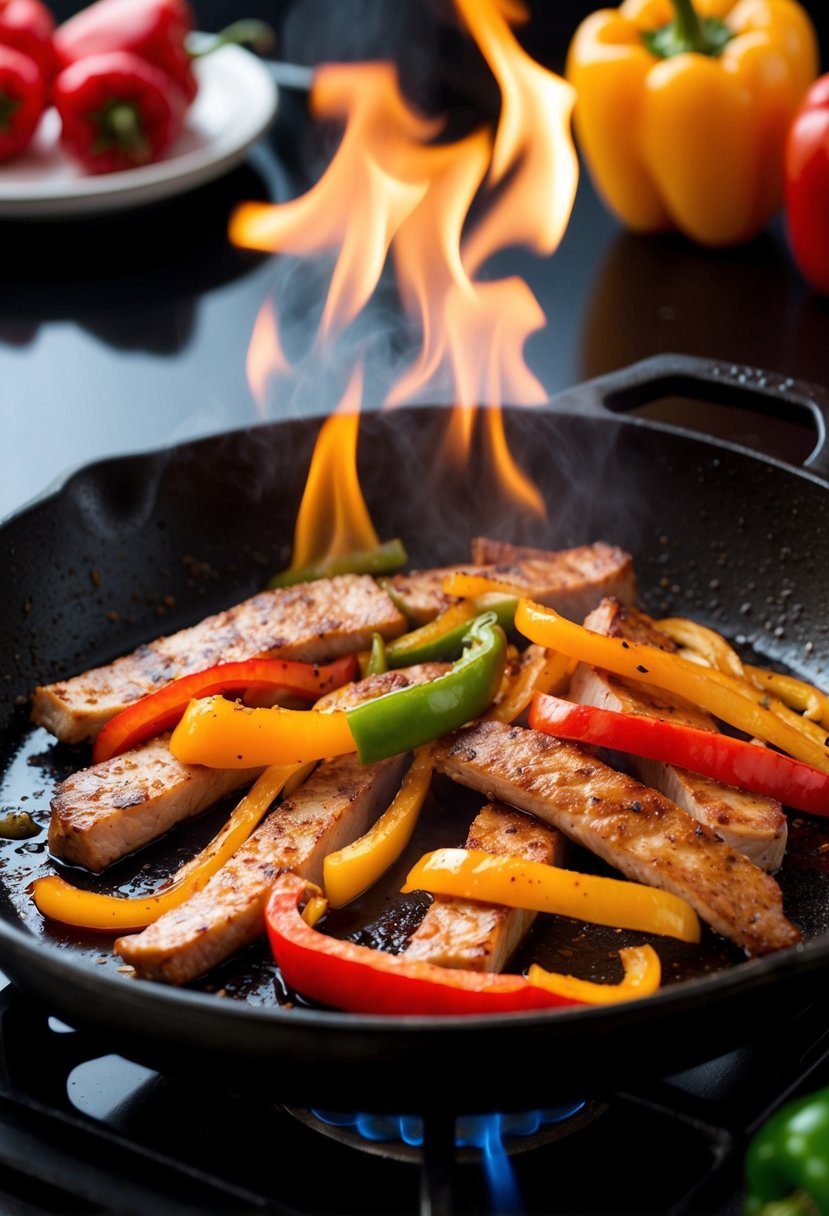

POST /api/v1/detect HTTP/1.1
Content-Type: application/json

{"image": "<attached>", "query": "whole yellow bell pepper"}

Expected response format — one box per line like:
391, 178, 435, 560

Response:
566, 0, 819, 246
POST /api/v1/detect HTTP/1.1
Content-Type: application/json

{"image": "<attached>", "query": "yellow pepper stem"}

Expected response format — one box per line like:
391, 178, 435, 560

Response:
528, 945, 661, 1005
324, 747, 434, 908
33, 761, 312, 932
402, 848, 701, 943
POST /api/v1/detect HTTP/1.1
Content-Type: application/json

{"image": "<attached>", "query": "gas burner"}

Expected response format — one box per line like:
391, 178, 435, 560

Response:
283, 1100, 607, 1163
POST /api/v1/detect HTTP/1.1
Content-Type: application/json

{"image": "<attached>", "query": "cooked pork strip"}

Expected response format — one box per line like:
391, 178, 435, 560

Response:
48, 664, 449, 874
384, 540, 636, 626
48, 735, 261, 873
31, 574, 407, 745
433, 720, 800, 956
116, 751, 407, 985
468, 539, 637, 620
568, 599, 787, 871
403, 802, 564, 971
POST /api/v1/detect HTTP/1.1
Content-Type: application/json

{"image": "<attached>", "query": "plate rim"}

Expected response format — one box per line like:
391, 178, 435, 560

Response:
0, 43, 279, 218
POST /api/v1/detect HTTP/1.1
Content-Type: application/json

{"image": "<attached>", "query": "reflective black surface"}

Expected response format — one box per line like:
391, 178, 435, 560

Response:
1, 0, 827, 523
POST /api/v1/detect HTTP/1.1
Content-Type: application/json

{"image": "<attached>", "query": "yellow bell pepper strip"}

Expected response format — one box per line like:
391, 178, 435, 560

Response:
745, 666, 829, 727
401, 848, 701, 942
443, 571, 527, 599
264, 873, 659, 1015
527, 944, 661, 1005
383, 594, 516, 668
489, 644, 575, 724
267, 538, 408, 588
91, 654, 359, 765
655, 616, 829, 726
565, 0, 819, 247
171, 613, 508, 770
515, 598, 829, 773
323, 746, 434, 908
170, 698, 357, 769
530, 692, 829, 818
654, 616, 745, 678
33, 761, 311, 931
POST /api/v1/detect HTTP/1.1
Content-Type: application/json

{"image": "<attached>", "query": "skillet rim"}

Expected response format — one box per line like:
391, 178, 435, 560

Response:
2, 360, 829, 1066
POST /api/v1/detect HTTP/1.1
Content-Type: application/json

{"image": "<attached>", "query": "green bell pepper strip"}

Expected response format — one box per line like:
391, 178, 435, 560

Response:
745, 1085, 829, 1216
384, 594, 517, 668
346, 612, 507, 765
267, 538, 408, 589
366, 631, 388, 676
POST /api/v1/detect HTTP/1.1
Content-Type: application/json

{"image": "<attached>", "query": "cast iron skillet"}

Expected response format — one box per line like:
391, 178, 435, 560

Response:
1, 353, 829, 1115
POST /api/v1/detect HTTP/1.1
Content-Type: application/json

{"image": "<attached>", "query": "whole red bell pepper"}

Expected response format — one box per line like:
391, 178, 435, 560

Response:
0, 43, 45, 162
785, 74, 829, 296
52, 50, 187, 174
0, 0, 55, 81
54, 0, 198, 103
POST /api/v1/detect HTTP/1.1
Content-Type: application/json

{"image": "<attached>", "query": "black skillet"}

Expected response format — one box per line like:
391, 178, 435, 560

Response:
1, 352, 829, 1116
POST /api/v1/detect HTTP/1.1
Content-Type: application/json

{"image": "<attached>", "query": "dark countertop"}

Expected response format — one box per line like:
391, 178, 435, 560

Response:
1, 0, 827, 523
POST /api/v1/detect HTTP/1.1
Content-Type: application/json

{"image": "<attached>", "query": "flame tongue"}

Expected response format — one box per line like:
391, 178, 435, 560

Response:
233, 0, 579, 548
288, 364, 379, 576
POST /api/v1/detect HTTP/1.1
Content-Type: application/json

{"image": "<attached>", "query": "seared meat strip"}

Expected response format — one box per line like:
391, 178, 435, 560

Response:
48, 664, 449, 873
48, 736, 261, 873
384, 540, 636, 625
569, 598, 787, 871
403, 801, 564, 971
115, 751, 407, 985
31, 574, 407, 744
433, 720, 800, 956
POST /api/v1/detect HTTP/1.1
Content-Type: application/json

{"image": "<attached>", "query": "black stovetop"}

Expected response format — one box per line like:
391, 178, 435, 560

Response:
1, 975, 829, 1216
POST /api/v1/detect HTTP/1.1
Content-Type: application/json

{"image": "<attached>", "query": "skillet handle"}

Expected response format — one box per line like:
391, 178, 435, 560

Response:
556, 353, 829, 485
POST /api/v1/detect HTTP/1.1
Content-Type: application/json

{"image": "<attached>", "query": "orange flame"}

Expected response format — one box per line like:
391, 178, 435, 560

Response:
287, 363, 379, 574
246, 296, 290, 417
232, 0, 578, 542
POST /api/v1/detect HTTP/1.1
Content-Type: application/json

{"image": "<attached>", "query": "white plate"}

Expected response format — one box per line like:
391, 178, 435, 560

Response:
0, 44, 279, 218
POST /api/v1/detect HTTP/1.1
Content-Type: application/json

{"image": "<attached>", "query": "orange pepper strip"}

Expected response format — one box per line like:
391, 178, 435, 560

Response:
442, 571, 527, 599
169, 696, 357, 769
515, 598, 829, 773
745, 665, 829, 726
33, 761, 312, 932
654, 617, 746, 678
402, 848, 700, 943
527, 945, 661, 1005
323, 747, 434, 908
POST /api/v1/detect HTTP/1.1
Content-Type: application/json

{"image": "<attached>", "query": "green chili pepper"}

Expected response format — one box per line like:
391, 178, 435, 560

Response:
745, 1085, 829, 1216
267, 539, 408, 589
384, 594, 517, 668
346, 612, 507, 765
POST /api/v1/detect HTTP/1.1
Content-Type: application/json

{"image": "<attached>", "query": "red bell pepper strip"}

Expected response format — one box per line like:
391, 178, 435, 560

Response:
265, 873, 584, 1015
0, 0, 55, 81
92, 653, 359, 765
785, 73, 829, 296
0, 43, 44, 161
54, 0, 199, 103
53, 50, 188, 174
529, 692, 829, 819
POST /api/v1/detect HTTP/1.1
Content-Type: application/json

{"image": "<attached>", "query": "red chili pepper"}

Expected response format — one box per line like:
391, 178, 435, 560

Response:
264, 873, 583, 1016
785, 73, 829, 296
0, 43, 45, 162
93, 653, 359, 765
529, 692, 829, 818
54, 0, 198, 103
52, 50, 187, 174
0, 0, 56, 81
